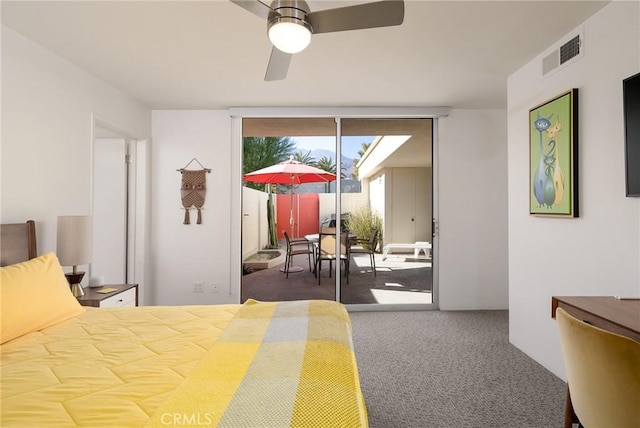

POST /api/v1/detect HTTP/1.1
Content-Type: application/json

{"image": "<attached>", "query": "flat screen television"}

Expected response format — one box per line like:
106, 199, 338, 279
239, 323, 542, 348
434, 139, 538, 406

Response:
624, 71, 640, 196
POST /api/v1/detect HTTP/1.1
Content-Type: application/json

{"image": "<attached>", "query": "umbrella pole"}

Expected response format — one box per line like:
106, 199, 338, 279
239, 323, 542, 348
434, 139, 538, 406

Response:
290, 181, 295, 239
281, 176, 304, 273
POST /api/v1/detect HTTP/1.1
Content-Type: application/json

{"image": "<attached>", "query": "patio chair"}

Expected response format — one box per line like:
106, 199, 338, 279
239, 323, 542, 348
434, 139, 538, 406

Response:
348, 229, 378, 277
315, 229, 349, 284
283, 231, 313, 278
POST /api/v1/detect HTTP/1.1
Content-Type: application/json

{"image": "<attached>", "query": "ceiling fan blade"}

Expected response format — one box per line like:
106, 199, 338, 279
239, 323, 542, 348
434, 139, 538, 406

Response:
229, 0, 275, 20
265, 47, 292, 81
309, 0, 404, 34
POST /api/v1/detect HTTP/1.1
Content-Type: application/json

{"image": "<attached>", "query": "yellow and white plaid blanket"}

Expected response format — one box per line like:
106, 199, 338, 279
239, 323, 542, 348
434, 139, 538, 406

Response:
146, 299, 368, 428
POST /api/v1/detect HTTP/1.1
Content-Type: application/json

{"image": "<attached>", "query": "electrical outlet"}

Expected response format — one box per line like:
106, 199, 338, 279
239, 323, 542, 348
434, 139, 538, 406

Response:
193, 281, 205, 293
211, 283, 219, 293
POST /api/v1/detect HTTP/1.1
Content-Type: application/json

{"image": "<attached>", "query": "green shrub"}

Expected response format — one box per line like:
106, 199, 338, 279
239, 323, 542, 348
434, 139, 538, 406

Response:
346, 206, 382, 251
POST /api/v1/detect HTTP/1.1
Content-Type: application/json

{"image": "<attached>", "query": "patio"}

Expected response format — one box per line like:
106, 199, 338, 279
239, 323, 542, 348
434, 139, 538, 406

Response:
241, 251, 432, 305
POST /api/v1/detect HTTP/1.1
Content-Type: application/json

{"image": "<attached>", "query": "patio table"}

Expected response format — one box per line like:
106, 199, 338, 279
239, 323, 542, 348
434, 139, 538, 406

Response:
304, 233, 356, 243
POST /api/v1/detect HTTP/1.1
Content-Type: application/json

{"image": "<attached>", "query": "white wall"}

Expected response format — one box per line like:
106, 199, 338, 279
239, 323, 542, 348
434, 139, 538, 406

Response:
319, 192, 368, 223
150, 110, 508, 310
507, 1, 640, 379
438, 110, 509, 310
151, 110, 236, 305
1, 26, 151, 263
242, 187, 270, 259
368, 171, 386, 237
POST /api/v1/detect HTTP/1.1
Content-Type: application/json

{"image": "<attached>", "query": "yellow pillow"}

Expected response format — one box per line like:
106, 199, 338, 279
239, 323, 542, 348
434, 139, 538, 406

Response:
0, 252, 85, 344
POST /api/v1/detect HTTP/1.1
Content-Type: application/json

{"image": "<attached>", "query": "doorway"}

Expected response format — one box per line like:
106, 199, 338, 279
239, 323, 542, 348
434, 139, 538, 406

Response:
90, 116, 150, 305
92, 136, 128, 283
339, 118, 433, 307
240, 119, 338, 302
239, 115, 436, 309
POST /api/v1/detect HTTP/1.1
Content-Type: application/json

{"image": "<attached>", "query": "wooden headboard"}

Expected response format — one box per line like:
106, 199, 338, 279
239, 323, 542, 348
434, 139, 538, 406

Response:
0, 220, 37, 267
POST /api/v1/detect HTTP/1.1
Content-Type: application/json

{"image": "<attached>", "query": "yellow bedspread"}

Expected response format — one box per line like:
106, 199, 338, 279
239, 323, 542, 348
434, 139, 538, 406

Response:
1, 304, 240, 427
1, 300, 367, 427
146, 299, 368, 428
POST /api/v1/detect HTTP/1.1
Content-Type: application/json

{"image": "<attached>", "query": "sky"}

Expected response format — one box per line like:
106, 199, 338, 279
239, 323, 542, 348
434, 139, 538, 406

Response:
292, 136, 375, 159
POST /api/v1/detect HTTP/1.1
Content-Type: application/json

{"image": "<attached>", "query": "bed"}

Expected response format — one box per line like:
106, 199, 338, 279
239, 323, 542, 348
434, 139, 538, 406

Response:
0, 221, 368, 427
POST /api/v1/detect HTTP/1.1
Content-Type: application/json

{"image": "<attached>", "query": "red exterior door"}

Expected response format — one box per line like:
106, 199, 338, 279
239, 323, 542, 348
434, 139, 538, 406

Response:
277, 193, 319, 239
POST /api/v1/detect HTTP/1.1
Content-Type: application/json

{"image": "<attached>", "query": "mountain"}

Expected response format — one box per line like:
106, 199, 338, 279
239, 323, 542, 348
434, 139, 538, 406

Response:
304, 149, 355, 178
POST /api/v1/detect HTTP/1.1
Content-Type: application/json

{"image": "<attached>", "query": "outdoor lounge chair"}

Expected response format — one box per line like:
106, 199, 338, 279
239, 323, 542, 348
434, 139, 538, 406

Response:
382, 241, 431, 260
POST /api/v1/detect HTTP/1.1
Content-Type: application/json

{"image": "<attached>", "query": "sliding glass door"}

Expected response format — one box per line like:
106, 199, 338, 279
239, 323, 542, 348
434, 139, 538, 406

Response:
240, 118, 338, 303
339, 119, 434, 307
238, 113, 436, 309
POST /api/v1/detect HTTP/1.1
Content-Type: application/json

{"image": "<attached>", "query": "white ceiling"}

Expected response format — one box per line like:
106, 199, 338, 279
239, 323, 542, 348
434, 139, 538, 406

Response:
1, 0, 608, 110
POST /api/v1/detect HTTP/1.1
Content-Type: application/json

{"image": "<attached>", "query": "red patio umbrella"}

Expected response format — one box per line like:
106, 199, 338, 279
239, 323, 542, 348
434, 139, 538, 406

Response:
243, 156, 336, 239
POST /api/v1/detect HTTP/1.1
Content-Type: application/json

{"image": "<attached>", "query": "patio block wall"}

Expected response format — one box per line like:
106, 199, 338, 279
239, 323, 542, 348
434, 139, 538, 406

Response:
242, 187, 270, 259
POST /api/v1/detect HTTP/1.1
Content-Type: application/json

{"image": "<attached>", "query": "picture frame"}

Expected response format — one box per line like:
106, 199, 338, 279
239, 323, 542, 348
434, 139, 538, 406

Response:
529, 89, 579, 217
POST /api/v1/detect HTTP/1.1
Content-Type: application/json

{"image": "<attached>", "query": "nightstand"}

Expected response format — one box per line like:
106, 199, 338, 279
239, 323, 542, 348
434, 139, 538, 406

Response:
76, 284, 138, 308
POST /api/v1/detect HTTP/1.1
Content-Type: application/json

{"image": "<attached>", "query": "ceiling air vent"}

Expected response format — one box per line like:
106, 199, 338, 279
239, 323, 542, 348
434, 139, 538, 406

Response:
560, 35, 581, 65
542, 31, 583, 77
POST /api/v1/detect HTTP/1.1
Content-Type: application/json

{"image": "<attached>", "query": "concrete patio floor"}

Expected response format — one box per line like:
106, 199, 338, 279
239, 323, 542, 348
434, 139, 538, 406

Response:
241, 252, 433, 305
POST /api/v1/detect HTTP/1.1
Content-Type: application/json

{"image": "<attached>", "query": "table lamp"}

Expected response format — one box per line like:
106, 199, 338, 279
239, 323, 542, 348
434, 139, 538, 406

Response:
57, 215, 93, 297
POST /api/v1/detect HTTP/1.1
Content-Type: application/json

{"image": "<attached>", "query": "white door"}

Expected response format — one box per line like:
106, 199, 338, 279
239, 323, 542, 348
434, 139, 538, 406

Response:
391, 168, 416, 243
391, 167, 432, 244
92, 138, 127, 284
414, 167, 432, 242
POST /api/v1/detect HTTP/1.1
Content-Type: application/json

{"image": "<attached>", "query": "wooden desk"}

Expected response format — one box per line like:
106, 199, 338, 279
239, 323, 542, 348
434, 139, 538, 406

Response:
551, 296, 640, 342
551, 296, 640, 428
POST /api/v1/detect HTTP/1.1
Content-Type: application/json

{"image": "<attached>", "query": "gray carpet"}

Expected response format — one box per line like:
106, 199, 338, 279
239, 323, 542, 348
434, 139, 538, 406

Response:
349, 310, 566, 428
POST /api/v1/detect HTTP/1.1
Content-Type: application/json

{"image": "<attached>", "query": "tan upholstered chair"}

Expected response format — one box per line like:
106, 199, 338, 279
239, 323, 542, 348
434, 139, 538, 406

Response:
315, 228, 349, 284
556, 307, 640, 428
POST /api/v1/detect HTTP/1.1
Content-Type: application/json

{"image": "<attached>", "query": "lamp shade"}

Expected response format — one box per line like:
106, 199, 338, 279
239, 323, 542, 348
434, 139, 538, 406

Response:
57, 215, 93, 267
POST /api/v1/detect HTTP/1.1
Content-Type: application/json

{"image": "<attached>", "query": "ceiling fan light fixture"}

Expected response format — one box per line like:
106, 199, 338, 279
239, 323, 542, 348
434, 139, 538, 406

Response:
267, 1, 312, 54
231, 0, 405, 81
268, 19, 311, 54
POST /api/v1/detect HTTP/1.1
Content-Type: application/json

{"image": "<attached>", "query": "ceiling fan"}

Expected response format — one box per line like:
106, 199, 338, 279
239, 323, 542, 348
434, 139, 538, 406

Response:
230, 0, 404, 81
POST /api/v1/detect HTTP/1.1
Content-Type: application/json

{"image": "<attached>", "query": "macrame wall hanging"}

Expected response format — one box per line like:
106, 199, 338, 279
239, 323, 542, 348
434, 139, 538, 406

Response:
177, 158, 211, 225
